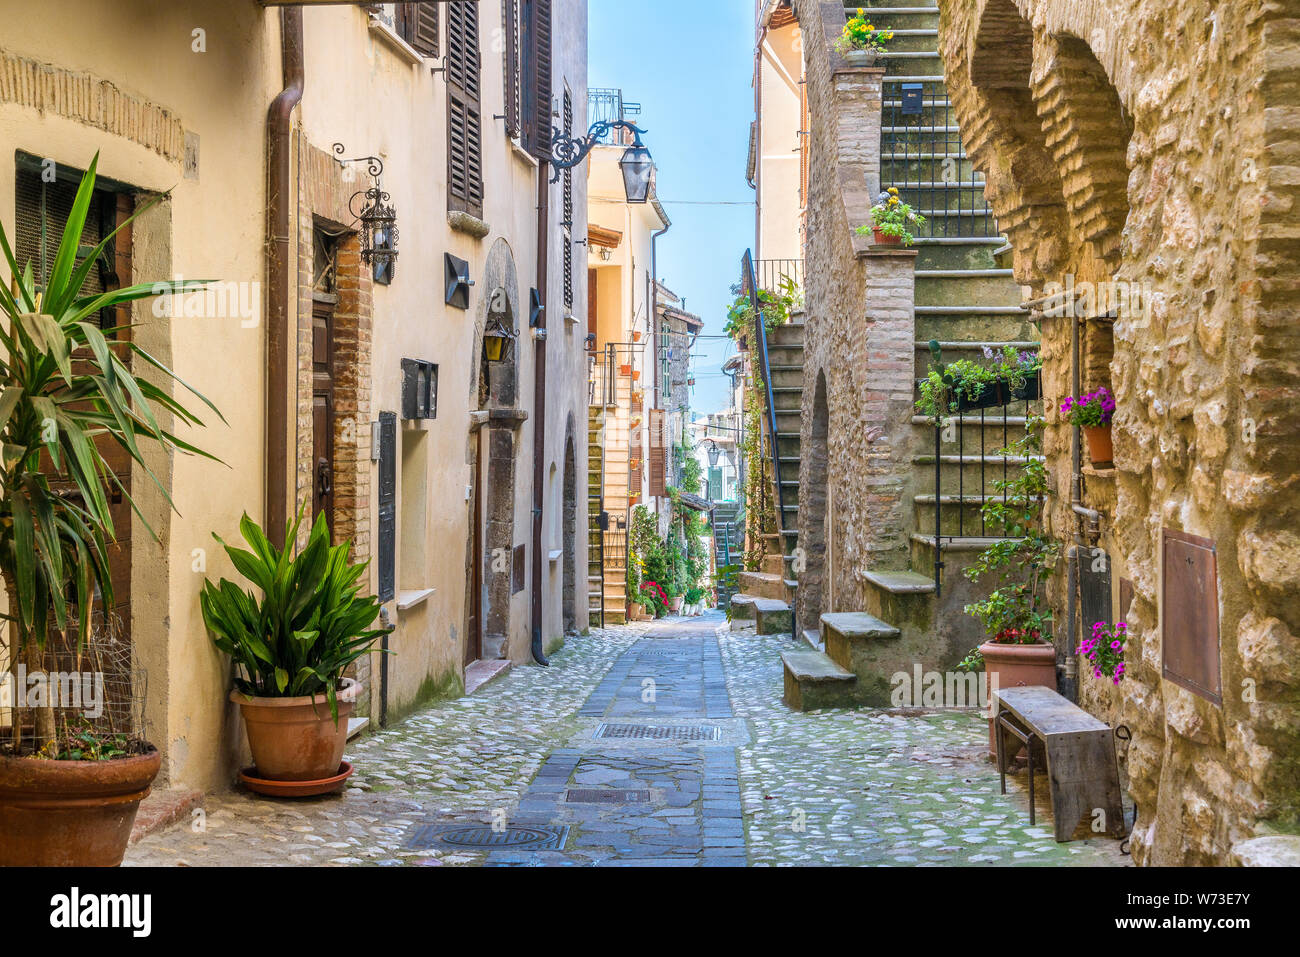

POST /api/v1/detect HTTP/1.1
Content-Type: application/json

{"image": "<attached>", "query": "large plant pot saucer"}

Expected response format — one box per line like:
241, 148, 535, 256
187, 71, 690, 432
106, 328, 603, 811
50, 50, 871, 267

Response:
239, 762, 353, 798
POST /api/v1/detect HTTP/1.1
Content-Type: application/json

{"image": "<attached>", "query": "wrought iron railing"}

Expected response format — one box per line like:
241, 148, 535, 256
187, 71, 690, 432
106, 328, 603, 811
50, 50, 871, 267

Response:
603, 528, 627, 570
588, 88, 641, 145
929, 375, 1042, 593
880, 92, 996, 239
754, 258, 803, 296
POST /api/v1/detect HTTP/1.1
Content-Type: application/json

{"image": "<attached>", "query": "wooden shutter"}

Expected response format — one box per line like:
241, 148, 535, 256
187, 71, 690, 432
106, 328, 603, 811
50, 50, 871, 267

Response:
648, 408, 666, 498
395, 4, 437, 55
447, 1, 484, 218
377, 412, 397, 602
522, 0, 553, 159
502, 0, 521, 138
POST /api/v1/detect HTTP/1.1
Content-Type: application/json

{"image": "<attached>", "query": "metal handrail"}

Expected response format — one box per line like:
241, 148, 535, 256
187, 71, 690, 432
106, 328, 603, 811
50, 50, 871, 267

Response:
741, 250, 789, 613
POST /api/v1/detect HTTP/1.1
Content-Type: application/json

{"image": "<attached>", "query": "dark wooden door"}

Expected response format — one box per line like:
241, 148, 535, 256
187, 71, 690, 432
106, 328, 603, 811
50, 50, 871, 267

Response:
466, 433, 484, 665
312, 299, 335, 537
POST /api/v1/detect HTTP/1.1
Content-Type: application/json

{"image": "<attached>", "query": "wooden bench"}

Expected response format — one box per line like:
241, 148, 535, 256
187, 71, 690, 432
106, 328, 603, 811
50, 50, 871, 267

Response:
993, 685, 1125, 842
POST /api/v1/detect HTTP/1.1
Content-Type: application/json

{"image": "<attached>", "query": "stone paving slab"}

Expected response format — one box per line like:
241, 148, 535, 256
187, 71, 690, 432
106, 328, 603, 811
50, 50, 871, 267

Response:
124, 613, 1129, 868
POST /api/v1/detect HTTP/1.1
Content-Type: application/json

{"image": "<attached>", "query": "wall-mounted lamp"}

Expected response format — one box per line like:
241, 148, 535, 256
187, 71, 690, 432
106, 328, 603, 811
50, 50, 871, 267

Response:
445, 253, 474, 309
483, 312, 518, 363
549, 120, 654, 204
334, 143, 398, 282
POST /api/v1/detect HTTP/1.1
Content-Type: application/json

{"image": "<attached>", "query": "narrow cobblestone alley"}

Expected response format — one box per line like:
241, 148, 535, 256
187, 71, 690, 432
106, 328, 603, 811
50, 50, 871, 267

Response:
126, 616, 1127, 867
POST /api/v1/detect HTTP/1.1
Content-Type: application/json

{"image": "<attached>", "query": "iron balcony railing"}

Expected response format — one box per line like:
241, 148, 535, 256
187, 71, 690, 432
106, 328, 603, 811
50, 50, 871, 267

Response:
880, 92, 997, 239
588, 88, 642, 145
753, 258, 803, 296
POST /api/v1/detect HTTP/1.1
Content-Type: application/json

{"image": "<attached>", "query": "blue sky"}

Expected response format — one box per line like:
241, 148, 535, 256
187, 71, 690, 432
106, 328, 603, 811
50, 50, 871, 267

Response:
589, 0, 755, 416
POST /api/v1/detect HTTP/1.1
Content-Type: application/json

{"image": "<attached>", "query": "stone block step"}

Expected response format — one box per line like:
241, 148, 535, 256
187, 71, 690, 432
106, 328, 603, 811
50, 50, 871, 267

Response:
801, 628, 824, 652
737, 570, 789, 600
729, 594, 793, 634
782, 648, 857, 712
820, 612, 903, 705
861, 569, 937, 595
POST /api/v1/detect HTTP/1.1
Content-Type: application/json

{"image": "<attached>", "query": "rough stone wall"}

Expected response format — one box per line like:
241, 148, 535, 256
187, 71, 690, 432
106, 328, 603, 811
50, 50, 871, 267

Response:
794, 1, 924, 622
938, 0, 1300, 865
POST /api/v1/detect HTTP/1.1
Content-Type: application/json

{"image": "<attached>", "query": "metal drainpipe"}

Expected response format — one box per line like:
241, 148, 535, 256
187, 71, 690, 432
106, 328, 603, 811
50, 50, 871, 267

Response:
649, 222, 670, 410
530, 160, 551, 666
265, 6, 303, 549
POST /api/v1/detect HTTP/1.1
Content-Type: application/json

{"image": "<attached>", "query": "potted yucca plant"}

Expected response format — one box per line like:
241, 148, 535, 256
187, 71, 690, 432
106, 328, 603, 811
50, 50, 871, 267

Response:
201, 510, 387, 794
0, 154, 221, 866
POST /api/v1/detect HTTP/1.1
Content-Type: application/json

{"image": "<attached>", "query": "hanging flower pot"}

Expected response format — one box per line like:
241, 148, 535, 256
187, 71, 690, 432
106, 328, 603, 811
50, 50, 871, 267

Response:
1084, 425, 1114, 467
1010, 372, 1042, 402
632, 331, 642, 342
843, 48, 880, 67
619, 363, 632, 377
631, 369, 641, 381
1061, 387, 1117, 467
951, 378, 1008, 412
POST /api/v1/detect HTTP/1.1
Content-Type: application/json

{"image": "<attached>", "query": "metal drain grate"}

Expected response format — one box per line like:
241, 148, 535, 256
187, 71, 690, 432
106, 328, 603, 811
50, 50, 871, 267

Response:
405, 824, 569, 851
594, 723, 721, 741
565, 788, 652, 803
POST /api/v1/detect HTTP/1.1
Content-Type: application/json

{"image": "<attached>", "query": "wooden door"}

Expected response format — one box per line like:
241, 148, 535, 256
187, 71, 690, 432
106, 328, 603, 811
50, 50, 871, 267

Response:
312, 299, 335, 537
466, 433, 485, 665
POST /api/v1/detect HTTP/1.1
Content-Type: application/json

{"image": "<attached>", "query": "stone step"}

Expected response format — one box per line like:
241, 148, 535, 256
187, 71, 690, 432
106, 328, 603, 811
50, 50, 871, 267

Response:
801, 628, 824, 652
820, 612, 903, 706
737, 570, 789, 600
781, 648, 857, 712
729, 594, 794, 634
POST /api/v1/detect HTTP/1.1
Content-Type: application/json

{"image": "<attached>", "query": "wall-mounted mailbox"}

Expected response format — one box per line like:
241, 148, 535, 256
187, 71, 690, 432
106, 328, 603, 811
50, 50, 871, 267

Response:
401, 358, 438, 420
901, 83, 924, 116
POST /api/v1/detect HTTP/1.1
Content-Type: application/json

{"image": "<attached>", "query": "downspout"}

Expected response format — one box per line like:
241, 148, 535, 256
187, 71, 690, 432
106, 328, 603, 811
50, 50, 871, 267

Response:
649, 211, 670, 411
265, 6, 303, 549
530, 161, 551, 665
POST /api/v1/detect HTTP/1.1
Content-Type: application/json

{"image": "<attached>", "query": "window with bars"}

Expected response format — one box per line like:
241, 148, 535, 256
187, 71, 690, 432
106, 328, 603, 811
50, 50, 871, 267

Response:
447, 1, 484, 218
13, 158, 124, 333
395, 2, 439, 56
562, 86, 574, 310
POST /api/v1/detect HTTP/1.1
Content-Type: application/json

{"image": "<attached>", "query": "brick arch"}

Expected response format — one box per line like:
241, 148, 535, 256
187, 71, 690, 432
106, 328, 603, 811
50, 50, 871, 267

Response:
946, 0, 1071, 284
1030, 33, 1133, 269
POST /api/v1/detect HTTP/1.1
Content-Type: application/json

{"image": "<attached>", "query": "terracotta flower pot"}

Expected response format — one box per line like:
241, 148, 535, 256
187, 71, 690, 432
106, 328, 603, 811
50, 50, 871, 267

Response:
632, 331, 642, 342
1084, 424, 1114, 466
628, 602, 645, 620
231, 678, 358, 782
670, 597, 683, 613
0, 746, 161, 866
980, 641, 1057, 757
872, 226, 902, 246
619, 363, 632, 377
632, 370, 641, 381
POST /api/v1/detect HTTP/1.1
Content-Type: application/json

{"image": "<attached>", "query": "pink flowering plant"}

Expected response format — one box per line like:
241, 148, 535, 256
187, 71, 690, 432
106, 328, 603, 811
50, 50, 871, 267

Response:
1060, 387, 1116, 428
1080, 620, 1127, 684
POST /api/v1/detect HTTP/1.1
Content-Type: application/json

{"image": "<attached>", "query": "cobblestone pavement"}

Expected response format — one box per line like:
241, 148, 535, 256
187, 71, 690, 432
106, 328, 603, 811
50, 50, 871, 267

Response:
125, 614, 1128, 867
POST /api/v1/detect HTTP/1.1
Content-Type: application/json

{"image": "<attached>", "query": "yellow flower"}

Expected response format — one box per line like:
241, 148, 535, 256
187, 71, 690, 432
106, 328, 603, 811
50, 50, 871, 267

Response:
888, 197, 900, 206
888, 31, 895, 39
857, 7, 864, 14
888, 187, 899, 194
866, 23, 873, 31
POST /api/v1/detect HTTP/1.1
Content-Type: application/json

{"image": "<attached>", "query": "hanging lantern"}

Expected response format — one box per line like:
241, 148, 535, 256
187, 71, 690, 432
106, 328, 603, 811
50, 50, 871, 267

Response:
356, 184, 398, 279
619, 142, 654, 204
706, 441, 721, 468
483, 312, 517, 363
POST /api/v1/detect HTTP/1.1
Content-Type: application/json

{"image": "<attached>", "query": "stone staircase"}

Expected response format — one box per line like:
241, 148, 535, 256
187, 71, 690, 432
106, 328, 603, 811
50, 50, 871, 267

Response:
587, 406, 611, 627
712, 500, 741, 608
729, 318, 804, 634
781, 1, 1037, 709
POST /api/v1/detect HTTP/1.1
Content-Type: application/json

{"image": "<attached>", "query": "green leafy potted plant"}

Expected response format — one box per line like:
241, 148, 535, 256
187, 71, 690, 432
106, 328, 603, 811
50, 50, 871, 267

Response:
858, 188, 925, 246
201, 510, 386, 791
1061, 387, 1115, 466
987, 345, 1042, 401
0, 154, 220, 866
957, 416, 1060, 754
835, 9, 893, 65
916, 357, 1005, 420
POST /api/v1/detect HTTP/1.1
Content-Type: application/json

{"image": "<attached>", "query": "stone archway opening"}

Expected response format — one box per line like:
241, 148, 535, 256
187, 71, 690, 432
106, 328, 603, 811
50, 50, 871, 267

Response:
799, 370, 831, 627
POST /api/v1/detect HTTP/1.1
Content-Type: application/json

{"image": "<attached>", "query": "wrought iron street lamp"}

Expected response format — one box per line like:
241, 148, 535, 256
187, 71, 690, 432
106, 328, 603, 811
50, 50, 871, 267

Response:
703, 439, 722, 468
483, 312, 518, 363
549, 120, 654, 204
334, 143, 399, 280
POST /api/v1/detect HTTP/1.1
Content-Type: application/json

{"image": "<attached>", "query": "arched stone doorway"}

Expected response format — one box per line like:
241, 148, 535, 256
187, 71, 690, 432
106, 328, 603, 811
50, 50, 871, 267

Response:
799, 369, 831, 629
464, 239, 524, 663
